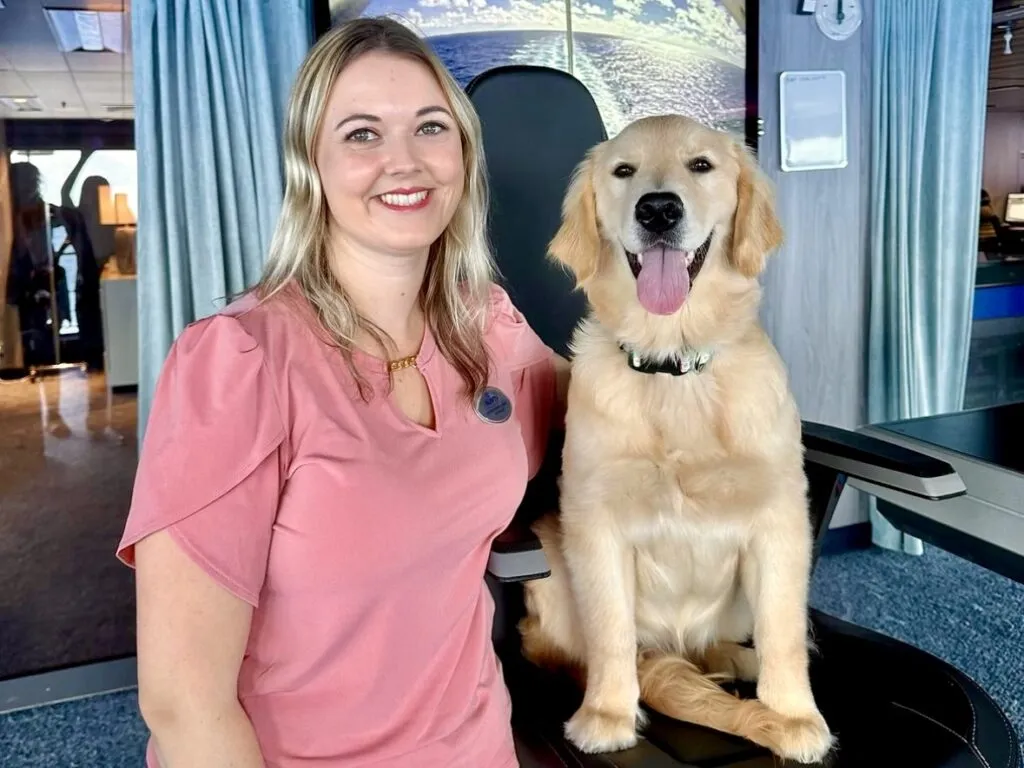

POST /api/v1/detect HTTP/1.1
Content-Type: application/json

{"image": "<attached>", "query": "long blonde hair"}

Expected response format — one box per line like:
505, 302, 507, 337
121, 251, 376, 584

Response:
255, 16, 496, 401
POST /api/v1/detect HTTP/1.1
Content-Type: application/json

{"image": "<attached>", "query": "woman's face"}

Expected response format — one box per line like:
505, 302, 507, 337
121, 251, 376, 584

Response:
315, 50, 465, 260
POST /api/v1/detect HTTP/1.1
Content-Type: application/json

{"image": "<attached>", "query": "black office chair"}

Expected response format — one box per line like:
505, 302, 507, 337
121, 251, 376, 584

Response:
472, 66, 1021, 768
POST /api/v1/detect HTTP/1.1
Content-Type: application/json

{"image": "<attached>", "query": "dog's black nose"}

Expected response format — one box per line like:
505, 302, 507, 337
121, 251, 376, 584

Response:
635, 192, 684, 233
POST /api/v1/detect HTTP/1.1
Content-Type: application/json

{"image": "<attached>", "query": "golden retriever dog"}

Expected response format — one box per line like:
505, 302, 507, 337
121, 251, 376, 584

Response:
519, 114, 835, 764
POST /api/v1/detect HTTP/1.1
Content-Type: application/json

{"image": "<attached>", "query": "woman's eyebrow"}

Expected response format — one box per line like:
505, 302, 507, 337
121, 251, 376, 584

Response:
335, 105, 453, 131
417, 105, 452, 118
335, 113, 379, 131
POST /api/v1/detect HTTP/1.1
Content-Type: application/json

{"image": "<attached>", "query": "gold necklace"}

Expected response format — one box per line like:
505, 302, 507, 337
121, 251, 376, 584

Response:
388, 354, 418, 373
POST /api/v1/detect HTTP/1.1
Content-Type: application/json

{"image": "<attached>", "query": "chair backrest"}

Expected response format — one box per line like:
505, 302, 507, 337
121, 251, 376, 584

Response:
468, 66, 606, 649
465, 65, 607, 356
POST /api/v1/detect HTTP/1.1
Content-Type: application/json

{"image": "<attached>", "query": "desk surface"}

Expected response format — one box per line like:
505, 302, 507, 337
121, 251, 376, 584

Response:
858, 401, 1024, 584
877, 402, 1023, 475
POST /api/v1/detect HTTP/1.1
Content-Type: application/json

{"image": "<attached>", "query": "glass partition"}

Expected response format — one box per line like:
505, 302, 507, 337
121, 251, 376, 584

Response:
2, 121, 138, 687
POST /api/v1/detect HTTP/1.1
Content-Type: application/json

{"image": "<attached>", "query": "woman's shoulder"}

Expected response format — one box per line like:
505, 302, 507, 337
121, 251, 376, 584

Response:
482, 281, 533, 331
174, 282, 313, 363
154, 285, 322, 424
121, 292, 289, 579
481, 281, 552, 370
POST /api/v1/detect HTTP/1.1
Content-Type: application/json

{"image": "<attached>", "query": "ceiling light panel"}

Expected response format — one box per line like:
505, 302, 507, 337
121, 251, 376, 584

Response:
44, 9, 125, 53
0, 97, 44, 113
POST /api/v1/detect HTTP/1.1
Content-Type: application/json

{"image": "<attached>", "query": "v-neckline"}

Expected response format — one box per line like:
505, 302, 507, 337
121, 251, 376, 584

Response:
364, 324, 442, 438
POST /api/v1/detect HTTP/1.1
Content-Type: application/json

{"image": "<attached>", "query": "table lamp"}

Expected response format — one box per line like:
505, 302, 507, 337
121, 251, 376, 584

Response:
98, 184, 136, 275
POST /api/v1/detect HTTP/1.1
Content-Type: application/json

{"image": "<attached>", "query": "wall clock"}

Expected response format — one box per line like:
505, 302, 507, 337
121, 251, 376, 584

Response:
814, 0, 863, 41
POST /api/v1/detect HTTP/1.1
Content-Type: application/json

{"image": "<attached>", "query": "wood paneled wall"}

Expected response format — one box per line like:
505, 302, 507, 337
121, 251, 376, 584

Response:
757, 1, 874, 527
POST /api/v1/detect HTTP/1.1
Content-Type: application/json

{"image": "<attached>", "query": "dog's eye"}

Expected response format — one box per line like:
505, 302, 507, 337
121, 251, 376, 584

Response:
612, 163, 636, 178
688, 157, 714, 174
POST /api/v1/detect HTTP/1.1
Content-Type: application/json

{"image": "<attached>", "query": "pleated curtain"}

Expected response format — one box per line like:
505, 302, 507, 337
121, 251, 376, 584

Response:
132, 1, 313, 437
867, 0, 992, 553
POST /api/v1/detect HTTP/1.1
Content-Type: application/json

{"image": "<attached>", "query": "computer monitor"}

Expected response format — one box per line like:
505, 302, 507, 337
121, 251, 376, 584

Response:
1005, 193, 1024, 223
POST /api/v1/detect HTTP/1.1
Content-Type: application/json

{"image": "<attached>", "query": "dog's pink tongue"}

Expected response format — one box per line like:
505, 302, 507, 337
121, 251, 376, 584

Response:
636, 246, 689, 315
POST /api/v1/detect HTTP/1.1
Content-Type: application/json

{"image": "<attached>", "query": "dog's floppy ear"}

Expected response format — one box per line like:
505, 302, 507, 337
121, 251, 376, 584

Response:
730, 146, 783, 278
548, 151, 603, 285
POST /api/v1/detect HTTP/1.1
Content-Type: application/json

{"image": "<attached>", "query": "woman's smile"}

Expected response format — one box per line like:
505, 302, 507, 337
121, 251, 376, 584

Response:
376, 187, 431, 211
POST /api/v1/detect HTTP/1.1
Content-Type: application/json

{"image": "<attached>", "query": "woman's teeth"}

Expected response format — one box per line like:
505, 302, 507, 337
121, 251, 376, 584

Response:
380, 190, 428, 207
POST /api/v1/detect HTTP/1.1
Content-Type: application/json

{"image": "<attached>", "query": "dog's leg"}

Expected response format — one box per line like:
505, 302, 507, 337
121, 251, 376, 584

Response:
639, 650, 829, 764
743, 496, 834, 763
520, 612, 587, 688
560, 522, 641, 754
520, 534, 588, 689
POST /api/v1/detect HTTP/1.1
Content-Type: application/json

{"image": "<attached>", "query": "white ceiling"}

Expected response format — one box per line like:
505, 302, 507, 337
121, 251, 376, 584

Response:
0, 0, 133, 120
980, 0, 1024, 112
0, 0, 1006, 120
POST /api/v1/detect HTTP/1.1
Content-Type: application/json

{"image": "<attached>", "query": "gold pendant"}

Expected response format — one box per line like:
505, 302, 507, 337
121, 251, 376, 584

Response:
388, 354, 418, 373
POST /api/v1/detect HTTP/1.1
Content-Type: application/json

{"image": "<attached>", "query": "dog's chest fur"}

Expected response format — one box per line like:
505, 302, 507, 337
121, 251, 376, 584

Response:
633, 523, 754, 652
564, 323, 801, 652
570, 324, 792, 478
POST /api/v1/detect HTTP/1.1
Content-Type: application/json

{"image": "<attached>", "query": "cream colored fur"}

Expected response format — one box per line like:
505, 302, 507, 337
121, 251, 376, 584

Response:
520, 115, 835, 764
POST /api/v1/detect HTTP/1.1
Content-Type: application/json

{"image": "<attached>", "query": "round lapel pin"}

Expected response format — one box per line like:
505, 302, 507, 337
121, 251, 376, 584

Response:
475, 386, 512, 424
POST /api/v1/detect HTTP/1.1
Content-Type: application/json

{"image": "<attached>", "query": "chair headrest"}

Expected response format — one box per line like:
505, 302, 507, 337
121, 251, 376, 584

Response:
467, 65, 607, 356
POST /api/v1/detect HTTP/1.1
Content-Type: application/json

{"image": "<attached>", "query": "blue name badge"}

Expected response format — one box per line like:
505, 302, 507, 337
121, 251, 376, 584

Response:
475, 386, 512, 424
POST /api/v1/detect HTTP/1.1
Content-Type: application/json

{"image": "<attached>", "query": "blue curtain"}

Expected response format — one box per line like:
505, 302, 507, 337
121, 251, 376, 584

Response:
132, 1, 313, 436
867, 0, 992, 553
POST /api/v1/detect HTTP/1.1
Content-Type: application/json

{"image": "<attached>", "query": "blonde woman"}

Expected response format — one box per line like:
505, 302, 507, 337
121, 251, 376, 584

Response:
117, 17, 567, 768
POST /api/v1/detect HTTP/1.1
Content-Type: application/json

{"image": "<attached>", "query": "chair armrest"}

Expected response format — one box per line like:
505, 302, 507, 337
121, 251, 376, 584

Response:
486, 427, 564, 583
487, 517, 550, 582
801, 420, 966, 500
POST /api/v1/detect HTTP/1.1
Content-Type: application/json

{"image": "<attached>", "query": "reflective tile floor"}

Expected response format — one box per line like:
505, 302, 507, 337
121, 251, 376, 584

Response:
0, 369, 138, 680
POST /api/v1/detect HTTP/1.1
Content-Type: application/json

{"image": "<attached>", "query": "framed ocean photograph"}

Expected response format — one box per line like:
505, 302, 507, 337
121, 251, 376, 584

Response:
314, 0, 757, 147
566, 0, 749, 139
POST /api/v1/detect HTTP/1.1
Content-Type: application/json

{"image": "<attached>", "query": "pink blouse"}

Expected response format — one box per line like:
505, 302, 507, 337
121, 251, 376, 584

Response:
116, 281, 559, 767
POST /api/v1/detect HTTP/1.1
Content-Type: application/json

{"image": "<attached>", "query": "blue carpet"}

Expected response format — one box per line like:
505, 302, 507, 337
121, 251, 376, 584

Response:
810, 543, 1024, 754
0, 688, 147, 767
0, 544, 1021, 766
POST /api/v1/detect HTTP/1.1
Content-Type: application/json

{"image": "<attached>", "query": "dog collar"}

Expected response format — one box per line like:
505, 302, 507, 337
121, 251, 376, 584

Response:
621, 344, 713, 376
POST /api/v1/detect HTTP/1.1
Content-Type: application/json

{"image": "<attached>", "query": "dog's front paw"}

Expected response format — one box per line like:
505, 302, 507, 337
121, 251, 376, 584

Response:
564, 705, 641, 753
774, 712, 835, 765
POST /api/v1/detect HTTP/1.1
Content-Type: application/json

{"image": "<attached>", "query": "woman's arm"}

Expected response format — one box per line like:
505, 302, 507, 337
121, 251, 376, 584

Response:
134, 530, 265, 768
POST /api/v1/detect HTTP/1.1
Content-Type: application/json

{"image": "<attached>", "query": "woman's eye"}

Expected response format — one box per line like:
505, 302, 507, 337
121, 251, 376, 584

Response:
345, 127, 378, 143
418, 121, 448, 136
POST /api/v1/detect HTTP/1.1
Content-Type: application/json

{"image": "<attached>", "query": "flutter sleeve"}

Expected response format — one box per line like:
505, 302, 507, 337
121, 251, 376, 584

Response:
486, 284, 562, 479
116, 313, 286, 608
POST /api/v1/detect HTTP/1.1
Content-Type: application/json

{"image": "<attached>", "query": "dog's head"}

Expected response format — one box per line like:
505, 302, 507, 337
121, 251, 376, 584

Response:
548, 115, 782, 341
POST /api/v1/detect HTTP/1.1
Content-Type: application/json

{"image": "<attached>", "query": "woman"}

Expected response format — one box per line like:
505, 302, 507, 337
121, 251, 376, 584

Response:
6, 161, 57, 367
117, 16, 567, 768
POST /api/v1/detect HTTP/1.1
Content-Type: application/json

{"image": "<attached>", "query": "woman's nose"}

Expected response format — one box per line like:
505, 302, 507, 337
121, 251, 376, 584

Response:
383, 135, 420, 175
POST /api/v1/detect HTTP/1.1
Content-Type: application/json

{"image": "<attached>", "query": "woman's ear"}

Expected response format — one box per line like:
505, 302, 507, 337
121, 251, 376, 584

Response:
548, 152, 603, 286
730, 146, 783, 278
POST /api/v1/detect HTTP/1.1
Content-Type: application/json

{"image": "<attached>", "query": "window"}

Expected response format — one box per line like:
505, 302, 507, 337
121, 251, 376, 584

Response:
69, 149, 138, 215
9, 149, 82, 206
